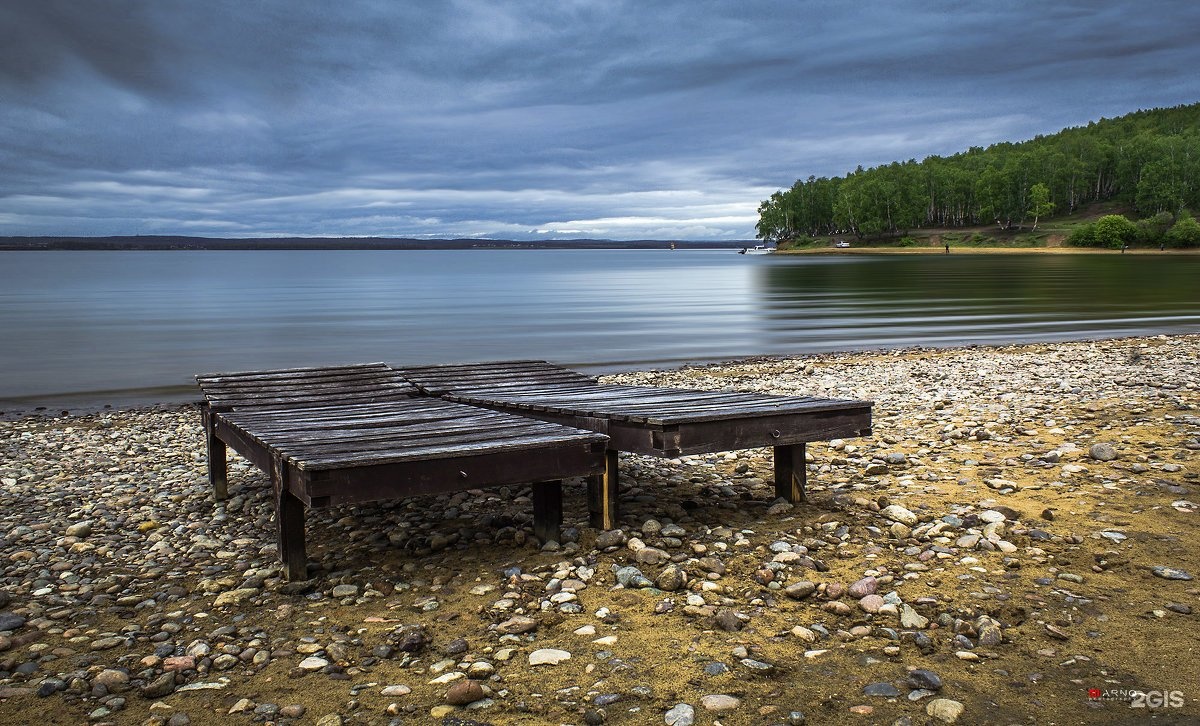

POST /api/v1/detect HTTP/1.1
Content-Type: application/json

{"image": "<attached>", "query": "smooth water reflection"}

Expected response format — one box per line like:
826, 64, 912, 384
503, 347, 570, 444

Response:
757, 254, 1200, 349
0, 250, 1197, 406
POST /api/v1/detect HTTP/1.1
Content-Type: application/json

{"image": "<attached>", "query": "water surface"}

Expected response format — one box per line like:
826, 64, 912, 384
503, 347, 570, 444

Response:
1, 250, 1197, 408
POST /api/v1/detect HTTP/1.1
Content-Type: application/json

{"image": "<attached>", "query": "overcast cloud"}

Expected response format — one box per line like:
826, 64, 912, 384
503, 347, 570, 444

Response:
1, 1, 1198, 239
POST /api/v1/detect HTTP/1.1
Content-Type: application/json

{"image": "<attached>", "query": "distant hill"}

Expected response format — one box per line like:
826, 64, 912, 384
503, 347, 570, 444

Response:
0, 236, 748, 251
757, 102, 1200, 241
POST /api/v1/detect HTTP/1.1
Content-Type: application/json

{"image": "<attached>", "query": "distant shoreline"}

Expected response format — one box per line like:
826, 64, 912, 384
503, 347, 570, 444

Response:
0, 236, 743, 251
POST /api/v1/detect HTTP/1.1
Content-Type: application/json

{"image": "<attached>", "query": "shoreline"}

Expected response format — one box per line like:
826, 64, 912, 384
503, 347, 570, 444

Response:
4, 332, 1198, 420
2, 335, 1198, 724
779, 246, 1196, 255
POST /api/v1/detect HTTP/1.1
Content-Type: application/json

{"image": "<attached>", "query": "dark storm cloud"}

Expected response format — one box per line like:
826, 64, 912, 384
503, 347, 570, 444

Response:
1, 1, 1199, 238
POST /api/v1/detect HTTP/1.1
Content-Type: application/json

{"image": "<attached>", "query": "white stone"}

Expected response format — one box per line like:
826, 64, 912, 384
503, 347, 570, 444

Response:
699, 694, 741, 712
528, 648, 572, 666
880, 504, 918, 526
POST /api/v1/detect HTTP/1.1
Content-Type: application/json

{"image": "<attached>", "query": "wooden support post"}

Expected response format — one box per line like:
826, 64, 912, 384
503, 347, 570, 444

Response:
271, 454, 307, 581
202, 406, 228, 500
773, 443, 807, 503
531, 480, 563, 543
587, 448, 620, 530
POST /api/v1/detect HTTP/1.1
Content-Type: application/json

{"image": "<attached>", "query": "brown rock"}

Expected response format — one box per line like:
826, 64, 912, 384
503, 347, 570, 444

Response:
445, 679, 486, 705
496, 615, 538, 634
162, 656, 196, 672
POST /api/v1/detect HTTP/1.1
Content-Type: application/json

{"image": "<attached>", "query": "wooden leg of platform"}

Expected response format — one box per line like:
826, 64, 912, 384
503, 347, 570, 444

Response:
272, 455, 307, 581
774, 443, 807, 503
203, 407, 228, 500
588, 449, 620, 530
532, 480, 563, 543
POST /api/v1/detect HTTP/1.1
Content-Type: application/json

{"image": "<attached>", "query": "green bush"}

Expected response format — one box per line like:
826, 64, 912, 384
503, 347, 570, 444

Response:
1067, 223, 1098, 247
1093, 214, 1139, 249
896, 236, 921, 247
1137, 211, 1175, 243
1166, 213, 1200, 248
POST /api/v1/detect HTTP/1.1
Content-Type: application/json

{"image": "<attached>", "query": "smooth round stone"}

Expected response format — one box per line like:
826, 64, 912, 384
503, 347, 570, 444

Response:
858, 594, 885, 613
92, 669, 130, 691
88, 636, 124, 651
0, 613, 26, 632
445, 679, 485, 705
880, 505, 917, 526
784, 581, 816, 600
298, 656, 329, 671
863, 682, 900, 697
926, 698, 965, 723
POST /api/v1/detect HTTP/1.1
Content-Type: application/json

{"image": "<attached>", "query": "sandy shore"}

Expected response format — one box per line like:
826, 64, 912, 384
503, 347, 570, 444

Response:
1, 336, 1198, 725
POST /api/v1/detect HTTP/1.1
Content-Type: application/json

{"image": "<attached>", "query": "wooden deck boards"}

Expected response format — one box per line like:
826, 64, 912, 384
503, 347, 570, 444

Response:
397, 360, 873, 427
197, 362, 608, 580
394, 359, 874, 530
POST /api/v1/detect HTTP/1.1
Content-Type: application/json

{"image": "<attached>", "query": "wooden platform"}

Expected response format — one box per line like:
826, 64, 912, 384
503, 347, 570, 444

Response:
197, 363, 608, 580
396, 360, 873, 529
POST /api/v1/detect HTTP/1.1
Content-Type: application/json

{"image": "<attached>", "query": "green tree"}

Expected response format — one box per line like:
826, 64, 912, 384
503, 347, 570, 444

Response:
1093, 214, 1139, 249
1027, 182, 1054, 230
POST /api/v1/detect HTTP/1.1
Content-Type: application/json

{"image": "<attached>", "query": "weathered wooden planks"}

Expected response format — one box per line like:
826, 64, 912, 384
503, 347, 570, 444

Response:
394, 360, 874, 529
197, 363, 608, 580
197, 362, 418, 411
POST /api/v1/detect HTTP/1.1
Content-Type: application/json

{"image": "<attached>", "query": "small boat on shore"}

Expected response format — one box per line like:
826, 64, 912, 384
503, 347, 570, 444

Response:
739, 245, 775, 255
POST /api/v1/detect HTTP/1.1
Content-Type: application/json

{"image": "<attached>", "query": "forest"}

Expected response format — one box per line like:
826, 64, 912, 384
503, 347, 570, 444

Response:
756, 103, 1200, 248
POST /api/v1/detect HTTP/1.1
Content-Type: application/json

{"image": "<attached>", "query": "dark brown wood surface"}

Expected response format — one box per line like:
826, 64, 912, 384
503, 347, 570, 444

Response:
196, 362, 610, 580
197, 362, 418, 411
396, 360, 873, 427
218, 398, 607, 471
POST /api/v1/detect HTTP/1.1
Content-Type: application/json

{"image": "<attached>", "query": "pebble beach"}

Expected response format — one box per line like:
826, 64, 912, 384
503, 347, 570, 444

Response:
1, 335, 1198, 725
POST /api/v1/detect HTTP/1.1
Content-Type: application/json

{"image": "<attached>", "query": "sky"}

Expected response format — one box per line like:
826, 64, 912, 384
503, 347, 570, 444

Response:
2, 1, 1199, 241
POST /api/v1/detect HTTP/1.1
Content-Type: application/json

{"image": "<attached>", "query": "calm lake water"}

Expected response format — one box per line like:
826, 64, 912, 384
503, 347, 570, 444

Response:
2, 250, 1198, 408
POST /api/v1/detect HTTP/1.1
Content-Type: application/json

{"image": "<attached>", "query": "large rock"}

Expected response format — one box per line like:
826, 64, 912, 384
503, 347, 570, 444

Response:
900, 604, 929, 629
926, 698, 964, 723
880, 505, 918, 526
1088, 443, 1118, 461
141, 672, 176, 699
665, 702, 695, 726
445, 679, 485, 705
0, 613, 26, 632
656, 564, 687, 592
784, 581, 816, 600
213, 588, 259, 607
495, 615, 538, 634
848, 577, 878, 598
529, 648, 571, 666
